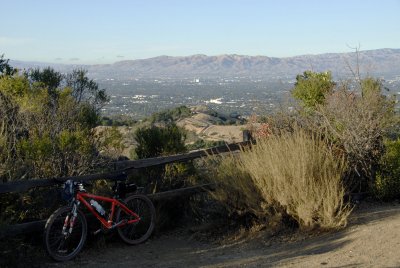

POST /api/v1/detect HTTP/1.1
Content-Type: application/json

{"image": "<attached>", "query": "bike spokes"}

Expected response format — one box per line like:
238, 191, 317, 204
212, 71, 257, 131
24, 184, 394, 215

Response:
44, 206, 87, 261
117, 195, 155, 245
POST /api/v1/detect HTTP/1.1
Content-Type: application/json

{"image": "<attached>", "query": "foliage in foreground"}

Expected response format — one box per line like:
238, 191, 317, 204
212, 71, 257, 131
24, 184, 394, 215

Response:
281, 71, 397, 194
314, 85, 396, 191
291, 71, 335, 110
0, 58, 126, 228
0, 67, 111, 181
374, 138, 400, 200
131, 123, 196, 193
206, 129, 351, 230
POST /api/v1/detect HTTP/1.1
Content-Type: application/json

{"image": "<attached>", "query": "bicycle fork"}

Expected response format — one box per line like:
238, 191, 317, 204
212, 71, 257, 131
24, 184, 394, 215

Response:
62, 202, 79, 237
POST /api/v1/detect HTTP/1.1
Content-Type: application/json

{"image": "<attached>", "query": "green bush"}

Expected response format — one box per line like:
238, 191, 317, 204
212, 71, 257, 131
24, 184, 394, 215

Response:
375, 139, 400, 200
149, 105, 191, 124
134, 123, 187, 159
0, 59, 129, 233
132, 123, 195, 192
291, 71, 335, 110
0, 65, 114, 181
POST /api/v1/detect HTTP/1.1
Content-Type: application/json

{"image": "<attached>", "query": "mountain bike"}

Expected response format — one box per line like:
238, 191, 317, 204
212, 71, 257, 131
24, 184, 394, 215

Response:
44, 179, 156, 261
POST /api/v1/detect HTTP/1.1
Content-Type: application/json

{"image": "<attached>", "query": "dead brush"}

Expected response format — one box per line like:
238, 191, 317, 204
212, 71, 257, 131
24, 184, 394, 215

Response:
204, 128, 352, 231
239, 128, 352, 229
203, 152, 272, 227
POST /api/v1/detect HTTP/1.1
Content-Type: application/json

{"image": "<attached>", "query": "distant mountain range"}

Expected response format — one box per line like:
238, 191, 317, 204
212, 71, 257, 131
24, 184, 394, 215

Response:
10, 48, 400, 80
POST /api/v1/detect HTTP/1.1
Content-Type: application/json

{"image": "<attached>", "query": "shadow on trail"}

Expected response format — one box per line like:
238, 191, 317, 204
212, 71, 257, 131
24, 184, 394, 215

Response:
349, 202, 400, 225
49, 228, 354, 268
43, 203, 400, 267
197, 203, 400, 267
191, 229, 354, 267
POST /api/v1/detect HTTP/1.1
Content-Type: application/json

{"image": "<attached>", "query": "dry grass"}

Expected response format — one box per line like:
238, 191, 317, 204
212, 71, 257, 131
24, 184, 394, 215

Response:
205, 152, 266, 220
206, 128, 352, 230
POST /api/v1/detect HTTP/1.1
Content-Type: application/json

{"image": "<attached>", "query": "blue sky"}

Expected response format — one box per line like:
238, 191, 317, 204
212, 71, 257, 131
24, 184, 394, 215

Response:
1, 0, 399, 64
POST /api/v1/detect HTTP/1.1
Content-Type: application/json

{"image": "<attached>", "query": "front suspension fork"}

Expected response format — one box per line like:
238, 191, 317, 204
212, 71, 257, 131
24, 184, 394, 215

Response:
62, 201, 79, 236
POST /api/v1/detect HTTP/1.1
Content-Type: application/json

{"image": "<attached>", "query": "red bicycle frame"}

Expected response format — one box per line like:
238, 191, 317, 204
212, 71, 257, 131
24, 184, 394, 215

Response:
76, 192, 140, 229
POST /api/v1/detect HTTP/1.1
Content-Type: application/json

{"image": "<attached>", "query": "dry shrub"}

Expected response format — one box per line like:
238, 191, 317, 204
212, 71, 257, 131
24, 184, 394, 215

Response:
265, 79, 397, 194
313, 85, 396, 191
206, 128, 352, 230
205, 152, 267, 223
240, 129, 351, 229
246, 114, 272, 140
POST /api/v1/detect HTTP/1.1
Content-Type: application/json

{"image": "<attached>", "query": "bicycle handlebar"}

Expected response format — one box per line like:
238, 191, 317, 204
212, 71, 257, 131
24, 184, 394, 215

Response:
52, 178, 92, 187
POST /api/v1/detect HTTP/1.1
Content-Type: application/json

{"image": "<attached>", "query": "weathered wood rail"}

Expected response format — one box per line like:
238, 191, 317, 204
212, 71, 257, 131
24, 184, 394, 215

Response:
0, 183, 216, 238
0, 141, 249, 194
0, 141, 249, 238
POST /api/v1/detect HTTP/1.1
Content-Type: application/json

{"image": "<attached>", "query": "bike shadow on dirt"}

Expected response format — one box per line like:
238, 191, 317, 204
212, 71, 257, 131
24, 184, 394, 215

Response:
41, 202, 400, 268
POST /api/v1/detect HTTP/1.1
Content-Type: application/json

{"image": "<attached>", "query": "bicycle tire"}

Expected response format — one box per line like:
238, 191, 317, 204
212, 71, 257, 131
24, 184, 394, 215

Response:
44, 205, 87, 261
116, 194, 156, 245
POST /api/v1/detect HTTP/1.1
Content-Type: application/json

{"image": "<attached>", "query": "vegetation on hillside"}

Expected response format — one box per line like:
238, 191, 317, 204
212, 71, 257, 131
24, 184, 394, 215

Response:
375, 138, 400, 200
131, 123, 196, 191
291, 71, 335, 110
206, 128, 351, 230
1, 52, 400, 256
148, 105, 192, 124
0, 63, 114, 181
0, 56, 125, 227
289, 72, 397, 193
204, 69, 399, 233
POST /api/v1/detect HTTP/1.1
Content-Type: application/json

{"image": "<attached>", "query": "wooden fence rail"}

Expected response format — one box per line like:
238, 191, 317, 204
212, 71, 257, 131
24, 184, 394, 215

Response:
0, 183, 215, 238
0, 141, 249, 238
0, 141, 250, 194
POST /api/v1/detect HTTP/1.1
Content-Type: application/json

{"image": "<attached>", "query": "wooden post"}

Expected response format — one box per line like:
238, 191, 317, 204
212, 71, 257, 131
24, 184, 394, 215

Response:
243, 129, 253, 142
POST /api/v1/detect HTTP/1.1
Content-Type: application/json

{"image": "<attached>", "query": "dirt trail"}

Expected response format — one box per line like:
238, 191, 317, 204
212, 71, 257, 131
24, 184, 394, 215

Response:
45, 202, 400, 268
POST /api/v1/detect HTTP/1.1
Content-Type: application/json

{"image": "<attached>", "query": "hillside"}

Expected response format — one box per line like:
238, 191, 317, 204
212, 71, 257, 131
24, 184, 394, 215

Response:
10, 48, 400, 80
97, 106, 245, 158
176, 107, 243, 144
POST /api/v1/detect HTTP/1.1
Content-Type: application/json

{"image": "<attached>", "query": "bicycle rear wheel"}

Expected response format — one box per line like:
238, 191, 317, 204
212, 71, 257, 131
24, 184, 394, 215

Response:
116, 195, 156, 245
44, 206, 87, 261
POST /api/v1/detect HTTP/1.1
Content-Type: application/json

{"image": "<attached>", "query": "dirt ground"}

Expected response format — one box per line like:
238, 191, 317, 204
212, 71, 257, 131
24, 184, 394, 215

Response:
41, 201, 400, 268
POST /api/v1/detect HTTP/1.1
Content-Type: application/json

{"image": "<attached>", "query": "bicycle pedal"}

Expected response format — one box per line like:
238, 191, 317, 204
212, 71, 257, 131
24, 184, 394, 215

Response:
93, 229, 102, 235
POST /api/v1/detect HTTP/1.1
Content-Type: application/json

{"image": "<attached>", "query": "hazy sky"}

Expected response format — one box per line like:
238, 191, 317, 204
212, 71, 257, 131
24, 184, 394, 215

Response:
1, 0, 399, 64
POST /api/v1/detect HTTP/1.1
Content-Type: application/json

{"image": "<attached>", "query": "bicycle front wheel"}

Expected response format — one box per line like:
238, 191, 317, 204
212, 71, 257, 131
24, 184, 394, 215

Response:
44, 206, 87, 261
116, 195, 156, 245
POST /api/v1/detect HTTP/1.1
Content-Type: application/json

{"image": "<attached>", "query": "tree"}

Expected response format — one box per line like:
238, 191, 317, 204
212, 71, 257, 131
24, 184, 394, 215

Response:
291, 71, 335, 110
134, 123, 186, 159
361, 77, 383, 98
0, 54, 17, 76
133, 123, 188, 192
307, 78, 396, 192
0, 63, 114, 181
0, 90, 23, 181
28, 67, 63, 98
66, 69, 109, 108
